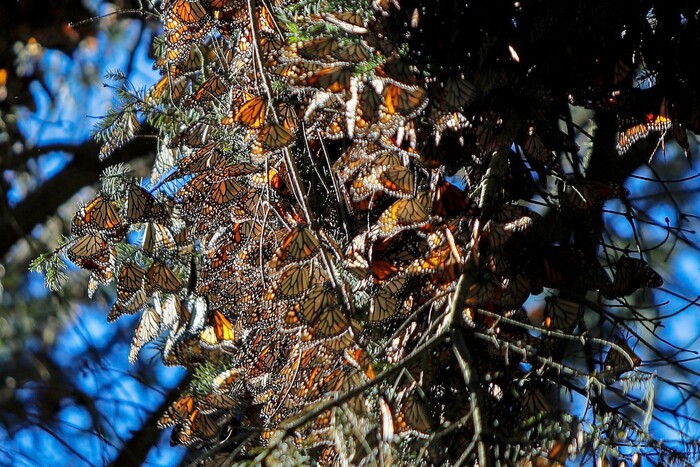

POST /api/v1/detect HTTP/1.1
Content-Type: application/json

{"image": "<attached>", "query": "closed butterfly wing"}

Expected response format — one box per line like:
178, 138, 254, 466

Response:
543, 295, 582, 332
129, 307, 162, 363
199, 309, 237, 349
378, 166, 415, 198
265, 263, 312, 301
234, 95, 267, 128
300, 285, 349, 338
67, 233, 109, 264
72, 194, 124, 237
604, 336, 642, 379
269, 226, 321, 268
331, 41, 371, 63
381, 83, 428, 121
300, 65, 353, 93
603, 255, 663, 298
369, 275, 408, 322
147, 260, 184, 294
377, 191, 433, 237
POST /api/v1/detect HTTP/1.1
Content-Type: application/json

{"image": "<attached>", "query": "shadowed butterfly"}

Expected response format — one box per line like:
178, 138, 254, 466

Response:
603, 255, 663, 299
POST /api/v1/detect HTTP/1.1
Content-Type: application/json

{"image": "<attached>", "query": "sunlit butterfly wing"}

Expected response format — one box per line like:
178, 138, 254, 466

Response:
377, 191, 433, 237
269, 226, 321, 269
128, 307, 162, 363
234, 94, 267, 128
146, 260, 184, 294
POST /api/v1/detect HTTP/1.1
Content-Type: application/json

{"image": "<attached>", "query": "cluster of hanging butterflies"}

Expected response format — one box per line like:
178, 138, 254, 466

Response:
60, 0, 677, 464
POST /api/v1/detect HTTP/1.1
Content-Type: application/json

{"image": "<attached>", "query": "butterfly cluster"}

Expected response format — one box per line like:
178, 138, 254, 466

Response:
60, 0, 684, 464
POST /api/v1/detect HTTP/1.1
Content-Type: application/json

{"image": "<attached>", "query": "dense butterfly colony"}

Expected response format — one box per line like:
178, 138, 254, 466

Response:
63, 0, 695, 464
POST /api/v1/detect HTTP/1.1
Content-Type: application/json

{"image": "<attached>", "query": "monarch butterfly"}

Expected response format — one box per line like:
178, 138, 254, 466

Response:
296, 38, 340, 61
432, 179, 468, 218
251, 123, 295, 157
292, 364, 327, 403
211, 1, 248, 33
617, 114, 672, 154
320, 11, 367, 30
208, 177, 245, 205
475, 120, 500, 153
191, 75, 229, 106
178, 168, 212, 198
168, 0, 208, 24
142, 222, 177, 255
109, 288, 147, 322
298, 65, 353, 93
543, 295, 582, 331
204, 234, 240, 270
248, 166, 288, 195
246, 333, 285, 378
441, 77, 477, 111
275, 101, 298, 131
71, 194, 124, 237
219, 162, 261, 179
520, 387, 551, 417
158, 393, 196, 429
348, 152, 404, 200
146, 260, 184, 294
125, 183, 167, 223
373, 229, 429, 265
162, 1, 212, 65
349, 166, 381, 201
199, 392, 245, 415
521, 127, 554, 165
300, 284, 349, 338
407, 243, 460, 277
561, 180, 628, 213
352, 84, 383, 135
128, 306, 161, 363
393, 385, 431, 438
199, 310, 237, 349
376, 191, 433, 237
173, 409, 220, 446
172, 121, 214, 147
273, 62, 307, 82
377, 165, 415, 198
603, 255, 663, 299
528, 246, 610, 293
322, 325, 359, 354
485, 205, 538, 248
380, 83, 428, 122
67, 232, 108, 261
147, 74, 188, 103
165, 144, 225, 182
464, 275, 503, 307
496, 273, 531, 309
162, 334, 213, 367
369, 275, 408, 322
379, 59, 418, 86
67, 233, 113, 275
116, 261, 146, 294
604, 336, 642, 378
233, 94, 267, 128
211, 367, 245, 395
332, 41, 371, 63
269, 226, 321, 269
265, 263, 312, 301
